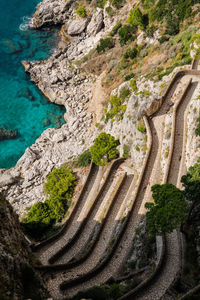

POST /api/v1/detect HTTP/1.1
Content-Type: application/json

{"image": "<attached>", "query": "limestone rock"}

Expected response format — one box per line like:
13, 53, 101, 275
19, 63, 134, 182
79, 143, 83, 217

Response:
87, 8, 104, 36
0, 174, 17, 187
67, 18, 88, 36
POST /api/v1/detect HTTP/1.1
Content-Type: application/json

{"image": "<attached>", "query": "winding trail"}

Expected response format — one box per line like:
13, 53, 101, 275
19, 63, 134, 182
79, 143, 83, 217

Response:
36, 163, 99, 265
35, 65, 200, 299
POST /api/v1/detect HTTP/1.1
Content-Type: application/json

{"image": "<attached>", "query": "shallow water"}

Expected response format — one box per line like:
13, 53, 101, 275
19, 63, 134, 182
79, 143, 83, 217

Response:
0, 0, 65, 169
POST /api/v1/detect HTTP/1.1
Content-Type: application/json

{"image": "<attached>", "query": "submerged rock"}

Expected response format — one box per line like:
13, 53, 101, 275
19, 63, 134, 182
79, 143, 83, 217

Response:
0, 127, 18, 141
16, 87, 35, 101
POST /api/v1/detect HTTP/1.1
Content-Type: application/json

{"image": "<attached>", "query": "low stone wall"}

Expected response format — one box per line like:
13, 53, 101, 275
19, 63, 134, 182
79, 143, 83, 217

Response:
48, 157, 125, 264
37, 173, 127, 272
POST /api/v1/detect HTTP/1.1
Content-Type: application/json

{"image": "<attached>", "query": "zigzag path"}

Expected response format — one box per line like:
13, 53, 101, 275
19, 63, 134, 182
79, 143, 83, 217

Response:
36, 63, 200, 299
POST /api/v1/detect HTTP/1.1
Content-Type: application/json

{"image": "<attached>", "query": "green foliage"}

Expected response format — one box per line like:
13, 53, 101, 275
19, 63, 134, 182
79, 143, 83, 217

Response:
181, 158, 200, 203
119, 87, 131, 101
127, 7, 146, 29
137, 125, 146, 133
77, 150, 91, 167
130, 79, 138, 91
150, 0, 199, 35
118, 25, 136, 46
105, 6, 115, 16
96, 0, 107, 8
90, 132, 120, 166
44, 167, 76, 205
22, 167, 76, 238
145, 183, 188, 235
96, 37, 115, 53
105, 94, 127, 122
146, 25, 156, 37
123, 47, 138, 60
159, 35, 170, 44
124, 73, 135, 81
109, 22, 122, 36
123, 144, 131, 159
110, 0, 125, 9
195, 116, 200, 136
76, 6, 86, 18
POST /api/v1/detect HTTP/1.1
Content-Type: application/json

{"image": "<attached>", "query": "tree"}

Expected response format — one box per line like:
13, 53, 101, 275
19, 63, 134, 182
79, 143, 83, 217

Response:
44, 167, 76, 203
145, 183, 188, 236
90, 132, 120, 166
127, 7, 145, 29
181, 159, 200, 222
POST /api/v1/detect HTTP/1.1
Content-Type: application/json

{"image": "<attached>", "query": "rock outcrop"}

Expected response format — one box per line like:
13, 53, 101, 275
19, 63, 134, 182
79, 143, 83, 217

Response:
0, 127, 18, 141
67, 18, 89, 35
0, 193, 48, 299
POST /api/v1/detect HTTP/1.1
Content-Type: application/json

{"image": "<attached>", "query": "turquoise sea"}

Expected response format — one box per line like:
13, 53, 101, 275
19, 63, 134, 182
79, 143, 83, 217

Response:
0, 0, 65, 169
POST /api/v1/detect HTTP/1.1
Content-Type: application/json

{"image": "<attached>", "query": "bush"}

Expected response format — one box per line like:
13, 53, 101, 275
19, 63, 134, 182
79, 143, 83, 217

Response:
195, 116, 200, 136
124, 73, 135, 81
77, 150, 92, 167
119, 87, 131, 101
130, 79, 137, 91
109, 22, 122, 36
90, 132, 120, 166
123, 47, 138, 60
96, 37, 115, 53
22, 167, 76, 239
137, 125, 146, 133
127, 7, 145, 29
105, 94, 127, 122
123, 144, 131, 159
118, 25, 136, 46
146, 25, 156, 37
76, 6, 86, 18
96, 0, 106, 8
110, 0, 125, 9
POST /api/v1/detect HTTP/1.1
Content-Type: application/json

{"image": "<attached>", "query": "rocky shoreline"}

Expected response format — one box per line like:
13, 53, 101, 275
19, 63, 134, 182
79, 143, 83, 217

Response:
0, 0, 199, 217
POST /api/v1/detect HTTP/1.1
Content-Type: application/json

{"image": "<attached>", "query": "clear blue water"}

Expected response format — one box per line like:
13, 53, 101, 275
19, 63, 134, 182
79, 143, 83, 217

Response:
0, 0, 66, 169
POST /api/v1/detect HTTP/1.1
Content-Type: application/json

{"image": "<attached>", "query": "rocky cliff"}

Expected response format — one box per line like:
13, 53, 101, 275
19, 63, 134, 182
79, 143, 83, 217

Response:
0, 193, 48, 299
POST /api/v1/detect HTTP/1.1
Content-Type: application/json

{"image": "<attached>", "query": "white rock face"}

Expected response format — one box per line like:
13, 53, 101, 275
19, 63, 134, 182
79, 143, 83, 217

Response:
87, 8, 104, 36
67, 18, 88, 35
33, 0, 71, 28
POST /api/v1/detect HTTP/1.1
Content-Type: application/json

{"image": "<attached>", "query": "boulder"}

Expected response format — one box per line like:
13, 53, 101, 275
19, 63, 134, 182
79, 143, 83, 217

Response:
0, 127, 18, 141
87, 8, 104, 36
67, 18, 88, 36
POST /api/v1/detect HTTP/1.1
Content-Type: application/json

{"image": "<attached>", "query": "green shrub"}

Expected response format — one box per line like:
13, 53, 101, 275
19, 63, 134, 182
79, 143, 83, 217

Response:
105, 94, 127, 122
130, 79, 137, 91
76, 6, 86, 18
109, 22, 122, 36
137, 125, 146, 133
124, 73, 135, 81
146, 25, 156, 37
195, 116, 200, 136
110, 0, 125, 9
96, 0, 107, 8
105, 6, 115, 16
127, 7, 146, 29
159, 35, 170, 44
119, 87, 131, 101
96, 37, 115, 53
123, 144, 131, 159
22, 167, 76, 239
123, 47, 138, 59
90, 132, 120, 166
77, 150, 92, 167
118, 25, 136, 46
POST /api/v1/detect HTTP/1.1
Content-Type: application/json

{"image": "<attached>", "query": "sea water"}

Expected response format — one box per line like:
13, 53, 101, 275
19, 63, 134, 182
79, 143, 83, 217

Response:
0, 0, 66, 169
